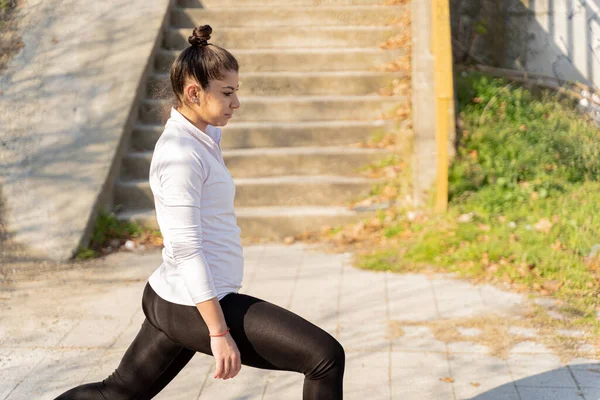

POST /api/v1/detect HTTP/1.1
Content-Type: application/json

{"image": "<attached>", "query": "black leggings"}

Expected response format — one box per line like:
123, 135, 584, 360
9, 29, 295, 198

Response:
56, 282, 345, 399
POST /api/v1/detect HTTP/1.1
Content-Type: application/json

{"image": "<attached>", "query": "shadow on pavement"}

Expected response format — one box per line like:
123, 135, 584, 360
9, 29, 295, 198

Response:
472, 364, 600, 400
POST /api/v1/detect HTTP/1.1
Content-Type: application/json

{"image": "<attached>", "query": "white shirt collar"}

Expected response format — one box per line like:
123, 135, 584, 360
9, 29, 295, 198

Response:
169, 107, 222, 146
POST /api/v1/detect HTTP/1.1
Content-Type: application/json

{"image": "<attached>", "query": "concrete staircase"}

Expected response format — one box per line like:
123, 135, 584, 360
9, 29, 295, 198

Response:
114, 0, 410, 239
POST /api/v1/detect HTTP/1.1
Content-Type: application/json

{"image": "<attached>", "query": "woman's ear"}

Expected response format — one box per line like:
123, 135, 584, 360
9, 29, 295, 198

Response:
185, 83, 202, 105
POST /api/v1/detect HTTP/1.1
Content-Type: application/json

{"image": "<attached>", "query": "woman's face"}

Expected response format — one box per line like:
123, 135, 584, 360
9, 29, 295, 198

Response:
190, 70, 240, 128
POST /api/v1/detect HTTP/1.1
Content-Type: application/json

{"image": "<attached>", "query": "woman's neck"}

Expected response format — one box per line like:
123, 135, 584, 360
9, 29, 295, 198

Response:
177, 105, 208, 133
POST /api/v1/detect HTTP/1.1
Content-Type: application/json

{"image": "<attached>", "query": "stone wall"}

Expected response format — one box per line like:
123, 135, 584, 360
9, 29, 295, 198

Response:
451, 0, 598, 88
0, 0, 171, 261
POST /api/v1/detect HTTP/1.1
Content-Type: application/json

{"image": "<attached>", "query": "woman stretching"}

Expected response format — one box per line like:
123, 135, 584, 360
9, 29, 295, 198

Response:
56, 25, 345, 400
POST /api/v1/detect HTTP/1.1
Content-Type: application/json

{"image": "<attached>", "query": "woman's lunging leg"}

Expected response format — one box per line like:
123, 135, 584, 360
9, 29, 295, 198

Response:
55, 318, 187, 400
221, 294, 345, 400
145, 285, 345, 400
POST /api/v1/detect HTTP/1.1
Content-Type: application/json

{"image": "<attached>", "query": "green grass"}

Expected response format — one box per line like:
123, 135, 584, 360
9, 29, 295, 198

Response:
0, 0, 16, 31
358, 72, 600, 327
75, 211, 145, 259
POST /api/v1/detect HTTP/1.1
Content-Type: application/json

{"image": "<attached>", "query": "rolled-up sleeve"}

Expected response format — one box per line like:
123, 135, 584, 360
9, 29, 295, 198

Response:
159, 148, 217, 304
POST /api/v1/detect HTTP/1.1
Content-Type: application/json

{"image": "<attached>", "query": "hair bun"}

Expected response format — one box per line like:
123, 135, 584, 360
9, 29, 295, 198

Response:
188, 25, 212, 47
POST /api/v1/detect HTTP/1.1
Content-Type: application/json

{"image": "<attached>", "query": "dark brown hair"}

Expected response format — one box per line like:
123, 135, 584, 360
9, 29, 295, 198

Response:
170, 25, 239, 107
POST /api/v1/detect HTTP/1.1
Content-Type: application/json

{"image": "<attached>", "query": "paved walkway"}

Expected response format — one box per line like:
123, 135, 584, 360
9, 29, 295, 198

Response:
1, 243, 599, 399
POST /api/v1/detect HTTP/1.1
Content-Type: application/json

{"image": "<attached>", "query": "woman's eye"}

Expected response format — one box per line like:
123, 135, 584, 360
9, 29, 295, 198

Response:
224, 92, 233, 97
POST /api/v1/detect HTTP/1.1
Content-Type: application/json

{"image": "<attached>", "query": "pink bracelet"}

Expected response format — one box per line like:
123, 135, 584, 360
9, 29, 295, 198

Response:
209, 327, 230, 337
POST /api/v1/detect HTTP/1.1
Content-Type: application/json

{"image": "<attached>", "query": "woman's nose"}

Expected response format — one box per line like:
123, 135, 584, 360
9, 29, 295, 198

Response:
231, 94, 240, 109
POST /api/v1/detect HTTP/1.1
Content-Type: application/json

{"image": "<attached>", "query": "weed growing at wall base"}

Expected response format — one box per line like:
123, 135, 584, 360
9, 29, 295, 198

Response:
76, 211, 143, 259
0, 0, 21, 70
359, 72, 600, 329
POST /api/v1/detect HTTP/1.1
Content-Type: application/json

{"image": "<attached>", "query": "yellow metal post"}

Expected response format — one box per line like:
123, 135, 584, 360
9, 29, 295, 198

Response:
431, 0, 454, 213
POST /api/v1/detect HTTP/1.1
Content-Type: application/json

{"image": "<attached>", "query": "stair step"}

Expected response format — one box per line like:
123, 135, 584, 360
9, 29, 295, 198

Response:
171, 5, 406, 28
179, 0, 388, 6
114, 175, 378, 209
147, 71, 405, 97
121, 146, 390, 180
155, 47, 405, 73
132, 120, 396, 151
139, 96, 405, 124
164, 26, 401, 50
117, 206, 375, 238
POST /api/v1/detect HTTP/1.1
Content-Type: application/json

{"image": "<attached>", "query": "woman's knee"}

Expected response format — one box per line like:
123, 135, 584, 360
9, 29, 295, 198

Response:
307, 334, 345, 379
326, 337, 345, 367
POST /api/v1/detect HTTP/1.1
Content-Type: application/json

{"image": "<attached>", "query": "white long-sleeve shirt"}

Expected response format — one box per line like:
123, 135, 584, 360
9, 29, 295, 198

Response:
147, 107, 244, 306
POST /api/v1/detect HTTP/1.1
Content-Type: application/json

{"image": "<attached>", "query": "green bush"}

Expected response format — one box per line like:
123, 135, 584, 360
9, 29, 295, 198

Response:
359, 72, 600, 326
451, 74, 600, 212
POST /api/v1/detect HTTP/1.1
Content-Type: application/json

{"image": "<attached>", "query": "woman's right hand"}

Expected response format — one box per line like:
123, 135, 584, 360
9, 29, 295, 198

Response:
211, 333, 241, 380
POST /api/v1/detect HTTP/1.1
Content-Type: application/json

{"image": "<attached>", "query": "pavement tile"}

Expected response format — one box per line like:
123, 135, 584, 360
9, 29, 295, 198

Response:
432, 278, 488, 318
582, 387, 600, 400
508, 356, 576, 388
388, 298, 439, 322
449, 353, 514, 399
345, 352, 389, 400
391, 372, 455, 400
578, 344, 597, 354
254, 262, 300, 280
509, 341, 554, 354
262, 370, 304, 400
302, 254, 346, 269
7, 348, 105, 400
58, 317, 131, 348
569, 364, 600, 389
0, 347, 14, 367
386, 273, 434, 293
242, 246, 264, 258
391, 351, 449, 371
479, 284, 524, 314
391, 353, 456, 400
338, 319, 389, 351
199, 364, 268, 400
346, 351, 389, 370
0, 316, 78, 347
245, 281, 294, 308
517, 387, 585, 400
387, 275, 439, 322
569, 360, 600, 369
456, 327, 483, 337
296, 261, 341, 279
0, 348, 49, 399
339, 269, 387, 322
339, 302, 387, 322
508, 327, 539, 338
391, 325, 446, 352
83, 284, 145, 319
448, 341, 490, 354
557, 329, 586, 338
345, 381, 390, 400
466, 385, 521, 399
289, 275, 339, 325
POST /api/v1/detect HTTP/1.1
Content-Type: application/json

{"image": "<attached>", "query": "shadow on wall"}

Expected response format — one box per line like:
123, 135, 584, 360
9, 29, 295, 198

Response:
471, 364, 600, 399
0, 0, 163, 260
451, 0, 598, 88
